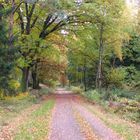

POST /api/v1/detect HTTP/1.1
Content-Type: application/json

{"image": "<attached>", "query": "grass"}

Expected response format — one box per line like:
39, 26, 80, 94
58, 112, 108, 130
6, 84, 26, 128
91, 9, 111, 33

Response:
0, 87, 55, 139
85, 104, 140, 140
70, 86, 83, 94
14, 100, 55, 140
39, 87, 54, 95
80, 88, 140, 123
0, 94, 37, 127
109, 123, 134, 140
73, 87, 140, 139
0, 86, 55, 128
32, 100, 54, 117
83, 90, 102, 103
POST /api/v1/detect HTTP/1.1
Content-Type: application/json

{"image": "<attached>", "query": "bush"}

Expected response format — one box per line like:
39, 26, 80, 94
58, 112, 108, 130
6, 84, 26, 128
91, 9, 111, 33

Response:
116, 98, 140, 122
9, 80, 20, 90
40, 87, 54, 95
107, 68, 126, 87
103, 88, 139, 101
4, 92, 29, 101
43, 80, 57, 88
0, 89, 4, 100
71, 86, 83, 94
84, 90, 102, 103
133, 71, 140, 89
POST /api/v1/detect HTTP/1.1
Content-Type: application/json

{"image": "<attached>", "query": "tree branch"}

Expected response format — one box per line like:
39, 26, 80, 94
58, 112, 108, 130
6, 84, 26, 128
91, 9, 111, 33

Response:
17, 9, 24, 34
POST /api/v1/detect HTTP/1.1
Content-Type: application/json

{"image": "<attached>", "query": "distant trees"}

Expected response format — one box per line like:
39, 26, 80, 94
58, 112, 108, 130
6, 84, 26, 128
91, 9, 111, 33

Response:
67, 0, 131, 90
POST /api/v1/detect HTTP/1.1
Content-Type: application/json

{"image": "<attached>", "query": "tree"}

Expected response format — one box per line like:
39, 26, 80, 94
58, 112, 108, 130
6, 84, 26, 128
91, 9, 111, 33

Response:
13, 0, 83, 92
0, 3, 18, 95
80, 0, 129, 90
66, 0, 132, 91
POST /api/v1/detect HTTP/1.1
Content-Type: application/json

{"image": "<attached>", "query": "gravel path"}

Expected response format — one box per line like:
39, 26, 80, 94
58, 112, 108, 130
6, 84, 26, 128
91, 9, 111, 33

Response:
73, 102, 123, 140
49, 88, 122, 140
48, 93, 85, 140
0, 88, 123, 140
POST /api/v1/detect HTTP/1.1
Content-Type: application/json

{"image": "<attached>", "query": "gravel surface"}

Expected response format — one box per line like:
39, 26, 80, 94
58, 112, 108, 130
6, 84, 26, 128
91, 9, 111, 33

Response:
49, 88, 122, 140
48, 93, 85, 140
0, 88, 124, 140
74, 102, 123, 140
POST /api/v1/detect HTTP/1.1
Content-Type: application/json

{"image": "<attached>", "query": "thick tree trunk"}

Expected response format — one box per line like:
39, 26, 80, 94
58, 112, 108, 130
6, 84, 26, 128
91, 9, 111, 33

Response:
32, 72, 40, 89
32, 64, 40, 89
96, 25, 104, 90
21, 67, 29, 92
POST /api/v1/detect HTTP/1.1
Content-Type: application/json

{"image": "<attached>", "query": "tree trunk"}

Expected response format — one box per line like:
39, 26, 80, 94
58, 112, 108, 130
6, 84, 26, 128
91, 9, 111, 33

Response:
83, 68, 87, 91
32, 72, 40, 89
21, 67, 29, 92
32, 64, 40, 89
96, 25, 104, 90
83, 59, 87, 91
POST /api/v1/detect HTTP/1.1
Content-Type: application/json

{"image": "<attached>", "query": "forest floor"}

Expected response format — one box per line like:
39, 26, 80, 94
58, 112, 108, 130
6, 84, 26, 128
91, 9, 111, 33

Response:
0, 88, 139, 140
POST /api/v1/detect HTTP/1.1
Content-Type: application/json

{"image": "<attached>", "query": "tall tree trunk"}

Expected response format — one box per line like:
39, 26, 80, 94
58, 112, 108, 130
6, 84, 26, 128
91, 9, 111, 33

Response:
32, 63, 40, 89
32, 72, 40, 89
83, 59, 87, 91
83, 68, 87, 91
96, 25, 104, 90
21, 67, 29, 92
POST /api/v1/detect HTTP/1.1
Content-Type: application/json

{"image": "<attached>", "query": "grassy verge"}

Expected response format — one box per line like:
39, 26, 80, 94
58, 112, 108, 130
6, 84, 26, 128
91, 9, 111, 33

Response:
0, 94, 37, 127
85, 104, 140, 140
83, 89, 140, 139
71, 87, 140, 123
14, 100, 55, 140
0, 86, 54, 128
70, 86, 140, 139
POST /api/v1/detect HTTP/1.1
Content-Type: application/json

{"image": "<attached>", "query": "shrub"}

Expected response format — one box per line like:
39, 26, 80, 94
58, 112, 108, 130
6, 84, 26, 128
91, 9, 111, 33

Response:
84, 90, 102, 103
71, 86, 83, 94
103, 88, 137, 101
43, 80, 57, 88
107, 68, 126, 87
4, 92, 29, 101
9, 80, 20, 90
0, 89, 4, 100
40, 87, 54, 95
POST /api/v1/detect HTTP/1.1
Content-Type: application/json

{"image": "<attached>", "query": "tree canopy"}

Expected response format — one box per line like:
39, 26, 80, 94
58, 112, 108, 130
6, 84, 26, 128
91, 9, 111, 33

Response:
0, 0, 139, 95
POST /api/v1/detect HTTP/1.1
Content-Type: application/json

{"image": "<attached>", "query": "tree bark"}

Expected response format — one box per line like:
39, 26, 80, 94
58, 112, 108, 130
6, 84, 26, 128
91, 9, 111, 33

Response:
21, 67, 30, 92
96, 24, 104, 90
32, 72, 40, 89
32, 63, 40, 89
83, 68, 87, 91
83, 59, 87, 91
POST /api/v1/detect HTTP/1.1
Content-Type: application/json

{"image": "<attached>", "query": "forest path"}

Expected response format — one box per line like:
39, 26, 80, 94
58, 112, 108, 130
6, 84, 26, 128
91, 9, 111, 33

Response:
0, 88, 123, 140
48, 88, 122, 140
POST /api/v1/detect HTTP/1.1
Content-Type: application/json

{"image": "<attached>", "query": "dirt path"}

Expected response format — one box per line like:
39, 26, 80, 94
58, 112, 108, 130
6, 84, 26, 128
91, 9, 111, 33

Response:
73, 102, 122, 140
0, 89, 126, 140
48, 94, 85, 140
49, 88, 122, 140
